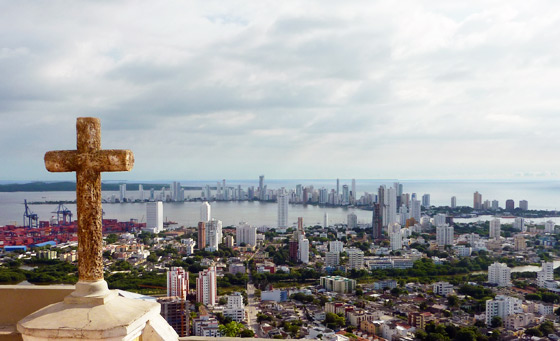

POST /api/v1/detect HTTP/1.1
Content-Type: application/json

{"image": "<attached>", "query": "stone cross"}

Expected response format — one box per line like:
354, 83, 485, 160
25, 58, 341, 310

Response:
45, 117, 134, 282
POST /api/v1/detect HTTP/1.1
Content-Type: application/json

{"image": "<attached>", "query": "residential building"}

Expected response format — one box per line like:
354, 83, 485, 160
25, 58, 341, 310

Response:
513, 217, 525, 231
436, 224, 454, 246
347, 213, 357, 230
205, 219, 222, 252
514, 234, 526, 251
261, 289, 288, 302
236, 223, 257, 247
537, 262, 554, 288
473, 191, 482, 209
505, 199, 515, 211
422, 194, 430, 207
450, 196, 456, 208
320, 276, 356, 293
485, 295, 522, 326
489, 218, 501, 239
545, 220, 555, 234
277, 193, 289, 228
325, 251, 340, 267
197, 222, 206, 250
145, 201, 163, 233
433, 282, 454, 296
200, 201, 211, 222
158, 296, 189, 337
196, 267, 217, 307
346, 247, 364, 270
329, 240, 344, 253
519, 200, 528, 211
223, 292, 245, 322
167, 267, 189, 298
488, 262, 511, 287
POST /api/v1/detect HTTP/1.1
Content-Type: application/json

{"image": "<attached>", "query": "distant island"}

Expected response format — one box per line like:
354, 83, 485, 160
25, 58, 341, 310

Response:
0, 181, 202, 192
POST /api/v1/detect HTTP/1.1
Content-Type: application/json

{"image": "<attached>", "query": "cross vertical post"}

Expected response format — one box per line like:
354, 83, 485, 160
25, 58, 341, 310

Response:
45, 117, 134, 285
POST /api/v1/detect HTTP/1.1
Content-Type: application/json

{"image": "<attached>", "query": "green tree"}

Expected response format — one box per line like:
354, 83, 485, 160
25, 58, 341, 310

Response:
490, 316, 502, 328
218, 321, 243, 337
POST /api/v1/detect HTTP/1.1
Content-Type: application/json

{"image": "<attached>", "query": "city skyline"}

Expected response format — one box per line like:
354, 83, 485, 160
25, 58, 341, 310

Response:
2, 1, 560, 181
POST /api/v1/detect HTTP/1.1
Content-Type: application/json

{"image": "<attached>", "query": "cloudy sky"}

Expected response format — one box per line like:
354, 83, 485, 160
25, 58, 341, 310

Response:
1, 0, 560, 182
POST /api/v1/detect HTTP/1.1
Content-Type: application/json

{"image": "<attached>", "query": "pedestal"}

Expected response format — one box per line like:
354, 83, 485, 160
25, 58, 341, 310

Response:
17, 280, 178, 341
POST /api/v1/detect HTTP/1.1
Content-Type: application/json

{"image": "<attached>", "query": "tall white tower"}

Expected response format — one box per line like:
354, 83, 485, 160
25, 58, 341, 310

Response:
146, 201, 163, 233
200, 201, 211, 223
489, 219, 501, 239
277, 193, 289, 228
196, 266, 217, 307
167, 267, 188, 298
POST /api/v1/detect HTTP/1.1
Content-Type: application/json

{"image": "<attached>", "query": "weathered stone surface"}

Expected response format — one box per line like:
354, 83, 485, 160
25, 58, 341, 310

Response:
43, 117, 134, 281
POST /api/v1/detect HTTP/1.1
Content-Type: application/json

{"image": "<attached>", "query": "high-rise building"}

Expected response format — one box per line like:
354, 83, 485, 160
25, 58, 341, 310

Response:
200, 202, 211, 223
336, 178, 340, 200
514, 234, 526, 251
410, 199, 421, 222
146, 201, 163, 233
436, 224, 454, 246
196, 267, 217, 307
277, 193, 289, 228
172, 182, 184, 201
450, 196, 456, 208
390, 228, 402, 251
505, 199, 515, 211
224, 292, 245, 322
545, 220, 555, 233
158, 296, 189, 337
289, 240, 299, 262
329, 240, 344, 253
205, 219, 222, 252
489, 219, 501, 239
386, 187, 397, 226
351, 179, 356, 204
421, 194, 430, 208
325, 251, 340, 267
519, 200, 528, 211
119, 184, 127, 202
197, 222, 206, 250
433, 213, 447, 227
324, 212, 329, 228
342, 185, 350, 205
258, 175, 265, 200
513, 217, 525, 231
347, 213, 357, 230
485, 295, 522, 326
236, 223, 257, 247
298, 237, 309, 264
138, 184, 144, 201
372, 203, 382, 240
167, 267, 189, 298
488, 262, 511, 287
491, 200, 499, 211
473, 191, 482, 209
346, 247, 364, 270
537, 262, 554, 287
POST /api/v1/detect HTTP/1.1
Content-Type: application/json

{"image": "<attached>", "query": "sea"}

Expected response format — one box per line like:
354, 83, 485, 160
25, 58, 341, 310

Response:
1, 179, 560, 228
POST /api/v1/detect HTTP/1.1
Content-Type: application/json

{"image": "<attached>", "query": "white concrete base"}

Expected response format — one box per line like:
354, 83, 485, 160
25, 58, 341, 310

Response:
17, 280, 178, 341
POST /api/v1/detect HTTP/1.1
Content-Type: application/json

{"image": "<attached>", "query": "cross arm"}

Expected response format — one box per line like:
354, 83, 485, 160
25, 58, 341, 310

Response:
95, 149, 134, 172
44, 150, 78, 172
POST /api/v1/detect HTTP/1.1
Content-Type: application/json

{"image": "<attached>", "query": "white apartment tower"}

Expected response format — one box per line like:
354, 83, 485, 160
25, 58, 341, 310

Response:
346, 247, 364, 270
200, 201, 211, 223
298, 237, 310, 264
324, 212, 329, 228
236, 223, 257, 247
119, 184, 126, 202
436, 224, 454, 246
488, 262, 511, 287
347, 213, 358, 230
138, 184, 144, 201
205, 219, 222, 252
537, 262, 554, 287
329, 240, 344, 253
277, 193, 289, 228
450, 196, 456, 208
545, 220, 555, 233
386, 187, 397, 226
485, 295, 522, 326
224, 292, 245, 322
390, 229, 403, 251
196, 267, 217, 307
433, 213, 447, 227
410, 199, 421, 222
325, 251, 340, 267
489, 218, 501, 239
146, 201, 163, 233
167, 267, 189, 298
513, 217, 525, 231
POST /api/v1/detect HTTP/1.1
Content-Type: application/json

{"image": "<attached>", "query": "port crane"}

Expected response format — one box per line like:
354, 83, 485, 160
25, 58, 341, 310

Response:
23, 200, 39, 228
52, 203, 73, 225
